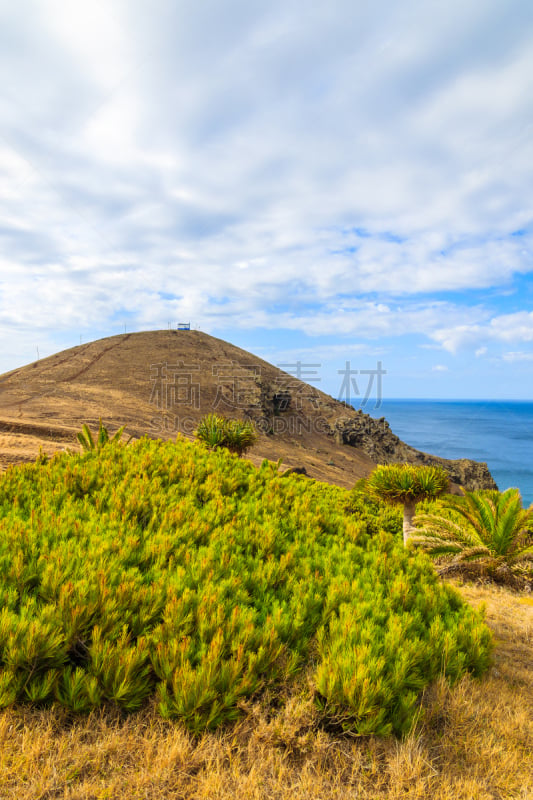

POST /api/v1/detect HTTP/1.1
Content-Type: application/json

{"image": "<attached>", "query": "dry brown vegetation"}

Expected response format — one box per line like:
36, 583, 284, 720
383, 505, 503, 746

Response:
1, 582, 531, 800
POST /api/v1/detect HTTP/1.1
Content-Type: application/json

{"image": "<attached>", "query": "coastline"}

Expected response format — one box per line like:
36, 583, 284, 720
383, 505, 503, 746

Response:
366, 399, 533, 506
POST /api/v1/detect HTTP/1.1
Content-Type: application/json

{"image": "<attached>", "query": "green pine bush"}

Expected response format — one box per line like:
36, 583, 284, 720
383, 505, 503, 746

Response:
0, 435, 492, 736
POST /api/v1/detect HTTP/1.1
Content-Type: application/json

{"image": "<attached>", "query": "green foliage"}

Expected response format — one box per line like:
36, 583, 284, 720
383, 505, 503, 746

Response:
223, 418, 257, 455
0, 436, 492, 736
365, 463, 450, 505
56, 667, 102, 713
345, 487, 402, 537
363, 463, 450, 546
77, 419, 126, 453
414, 488, 533, 574
194, 414, 257, 456
193, 413, 227, 450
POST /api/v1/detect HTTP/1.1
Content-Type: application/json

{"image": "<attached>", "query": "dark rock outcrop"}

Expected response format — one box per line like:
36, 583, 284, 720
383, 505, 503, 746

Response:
332, 412, 497, 492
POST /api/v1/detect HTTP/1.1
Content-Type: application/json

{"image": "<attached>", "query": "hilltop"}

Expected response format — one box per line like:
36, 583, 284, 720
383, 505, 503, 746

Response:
0, 330, 496, 490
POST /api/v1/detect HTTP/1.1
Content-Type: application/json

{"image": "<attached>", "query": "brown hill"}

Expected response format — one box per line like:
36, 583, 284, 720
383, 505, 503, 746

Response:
0, 330, 496, 490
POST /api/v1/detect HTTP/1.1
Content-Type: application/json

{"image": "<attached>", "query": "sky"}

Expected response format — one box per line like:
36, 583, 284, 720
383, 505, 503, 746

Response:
1, 0, 532, 402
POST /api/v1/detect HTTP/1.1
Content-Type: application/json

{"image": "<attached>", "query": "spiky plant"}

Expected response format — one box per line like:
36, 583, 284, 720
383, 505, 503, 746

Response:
364, 463, 450, 545
223, 419, 257, 456
413, 488, 533, 577
194, 415, 256, 456
77, 419, 126, 453
194, 414, 230, 451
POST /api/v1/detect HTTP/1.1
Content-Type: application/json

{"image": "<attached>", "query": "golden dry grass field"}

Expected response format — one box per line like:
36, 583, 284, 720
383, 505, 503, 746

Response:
0, 581, 531, 800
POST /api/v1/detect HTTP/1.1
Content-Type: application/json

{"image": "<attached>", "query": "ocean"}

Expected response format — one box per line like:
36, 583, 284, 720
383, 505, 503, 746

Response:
364, 400, 533, 507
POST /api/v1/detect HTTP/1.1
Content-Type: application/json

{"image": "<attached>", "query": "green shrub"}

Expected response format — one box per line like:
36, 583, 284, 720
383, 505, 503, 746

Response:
194, 414, 257, 456
414, 488, 533, 578
0, 437, 492, 735
345, 486, 402, 537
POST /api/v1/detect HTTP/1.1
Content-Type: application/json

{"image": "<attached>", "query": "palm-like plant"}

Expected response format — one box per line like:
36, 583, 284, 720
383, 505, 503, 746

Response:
413, 488, 533, 575
365, 463, 450, 545
77, 419, 126, 453
223, 418, 257, 455
194, 414, 228, 451
194, 414, 257, 457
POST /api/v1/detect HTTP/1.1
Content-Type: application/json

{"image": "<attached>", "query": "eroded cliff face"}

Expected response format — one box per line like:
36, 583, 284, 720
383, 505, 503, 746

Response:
331, 411, 498, 492
250, 375, 498, 493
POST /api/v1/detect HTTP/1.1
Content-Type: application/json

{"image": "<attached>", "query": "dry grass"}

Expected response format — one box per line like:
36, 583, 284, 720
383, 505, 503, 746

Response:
1, 582, 532, 800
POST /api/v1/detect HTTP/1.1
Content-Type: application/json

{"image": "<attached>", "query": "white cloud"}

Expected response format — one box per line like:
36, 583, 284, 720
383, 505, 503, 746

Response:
0, 0, 532, 383
502, 350, 533, 362
432, 311, 533, 353
490, 311, 533, 342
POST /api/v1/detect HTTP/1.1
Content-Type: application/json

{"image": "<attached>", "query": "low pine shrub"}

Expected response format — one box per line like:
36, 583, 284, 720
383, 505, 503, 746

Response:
0, 437, 492, 736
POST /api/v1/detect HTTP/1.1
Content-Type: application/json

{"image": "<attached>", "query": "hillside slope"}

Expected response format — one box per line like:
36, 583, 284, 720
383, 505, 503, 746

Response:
0, 330, 496, 490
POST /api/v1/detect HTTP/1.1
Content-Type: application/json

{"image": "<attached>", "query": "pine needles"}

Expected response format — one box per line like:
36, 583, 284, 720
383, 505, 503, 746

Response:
0, 436, 493, 735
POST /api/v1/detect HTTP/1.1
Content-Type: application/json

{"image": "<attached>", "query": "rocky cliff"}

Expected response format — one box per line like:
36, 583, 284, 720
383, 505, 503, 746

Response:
330, 411, 497, 491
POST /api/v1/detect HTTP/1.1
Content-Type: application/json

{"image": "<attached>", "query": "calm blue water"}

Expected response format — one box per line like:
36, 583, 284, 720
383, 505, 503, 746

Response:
365, 400, 533, 507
